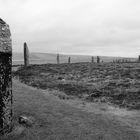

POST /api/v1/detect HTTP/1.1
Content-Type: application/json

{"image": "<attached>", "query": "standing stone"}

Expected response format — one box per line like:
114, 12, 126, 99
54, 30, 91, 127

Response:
91, 56, 94, 63
68, 57, 71, 64
138, 55, 140, 62
57, 53, 60, 64
24, 42, 29, 66
97, 56, 100, 63
0, 18, 12, 134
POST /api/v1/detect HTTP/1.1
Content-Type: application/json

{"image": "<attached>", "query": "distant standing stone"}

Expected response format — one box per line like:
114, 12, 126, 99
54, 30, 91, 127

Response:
68, 57, 71, 64
138, 55, 140, 62
57, 53, 60, 64
91, 56, 94, 63
24, 42, 29, 66
97, 56, 100, 63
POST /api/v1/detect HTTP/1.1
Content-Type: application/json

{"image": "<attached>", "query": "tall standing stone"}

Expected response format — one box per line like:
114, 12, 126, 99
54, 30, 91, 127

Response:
57, 53, 59, 64
0, 18, 12, 134
24, 42, 29, 66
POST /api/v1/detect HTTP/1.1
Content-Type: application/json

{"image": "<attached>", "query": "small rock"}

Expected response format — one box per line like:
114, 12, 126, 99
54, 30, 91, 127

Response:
18, 116, 34, 127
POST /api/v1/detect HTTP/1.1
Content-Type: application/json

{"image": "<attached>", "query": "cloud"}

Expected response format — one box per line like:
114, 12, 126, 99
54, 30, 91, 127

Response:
0, 0, 140, 57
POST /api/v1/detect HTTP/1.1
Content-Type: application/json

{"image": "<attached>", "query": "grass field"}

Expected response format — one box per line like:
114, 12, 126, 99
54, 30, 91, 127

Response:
13, 62, 140, 110
2, 80, 140, 140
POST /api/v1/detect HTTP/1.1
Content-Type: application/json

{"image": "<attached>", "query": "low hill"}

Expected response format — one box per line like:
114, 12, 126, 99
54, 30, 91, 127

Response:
12, 52, 137, 65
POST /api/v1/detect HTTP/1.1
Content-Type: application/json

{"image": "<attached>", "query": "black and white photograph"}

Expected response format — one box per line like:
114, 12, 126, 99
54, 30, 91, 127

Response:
0, 0, 140, 139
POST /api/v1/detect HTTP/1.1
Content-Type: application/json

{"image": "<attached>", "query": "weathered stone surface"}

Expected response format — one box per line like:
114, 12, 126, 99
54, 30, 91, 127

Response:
24, 42, 29, 66
0, 19, 12, 53
0, 18, 12, 134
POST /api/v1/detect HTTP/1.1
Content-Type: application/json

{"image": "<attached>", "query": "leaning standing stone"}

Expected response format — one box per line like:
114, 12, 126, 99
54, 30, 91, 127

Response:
0, 18, 12, 134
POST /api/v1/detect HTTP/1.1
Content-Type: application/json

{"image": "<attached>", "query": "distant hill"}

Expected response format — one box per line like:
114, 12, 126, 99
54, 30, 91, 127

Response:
12, 52, 137, 65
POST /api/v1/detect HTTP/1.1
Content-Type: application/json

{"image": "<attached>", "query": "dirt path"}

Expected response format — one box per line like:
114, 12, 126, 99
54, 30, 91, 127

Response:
4, 79, 140, 140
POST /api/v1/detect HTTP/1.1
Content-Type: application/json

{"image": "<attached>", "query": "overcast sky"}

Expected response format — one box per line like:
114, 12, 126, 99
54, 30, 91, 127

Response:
0, 0, 140, 57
